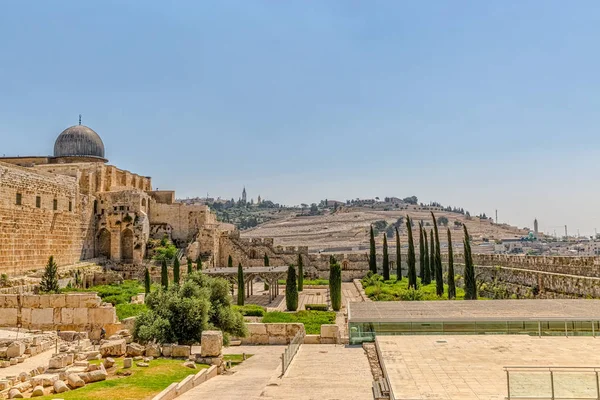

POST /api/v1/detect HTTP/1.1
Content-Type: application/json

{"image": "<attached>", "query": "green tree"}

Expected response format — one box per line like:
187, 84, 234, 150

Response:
447, 228, 456, 299
406, 216, 417, 289
423, 229, 430, 284
237, 263, 244, 306
463, 225, 477, 300
187, 258, 193, 274
264, 253, 270, 266
429, 230, 435, 282
369, 225, 377, 274
173, 257, 180, 285
161, 259, 169, 289
297, 254, 304, 292
395, 227, 402, 281
382, 234, 390, 280
144, 267, 151, 294
134, 272, 246, 345
418, 223, 425, 282
228, 255, 233, 268
196, 255, 202, 271
329, 258, 342, 311
285, 265, 298, 311
431, 212, 444, 296
40, 256, 59, 293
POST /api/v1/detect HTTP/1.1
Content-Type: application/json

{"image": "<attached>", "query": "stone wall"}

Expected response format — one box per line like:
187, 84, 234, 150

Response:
240, 323, 305, 345
149, 202, 216, 243
0, 293, 118, 336
0, 162, 94, 274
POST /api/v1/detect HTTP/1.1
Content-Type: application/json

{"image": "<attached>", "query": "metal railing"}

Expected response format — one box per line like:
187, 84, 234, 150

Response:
505, 366, 600, 400
281, 330, 304, 375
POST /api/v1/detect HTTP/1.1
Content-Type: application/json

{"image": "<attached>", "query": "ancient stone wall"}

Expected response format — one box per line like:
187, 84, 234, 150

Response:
240, 323, 305, 345
149, 202, 215, 243
0, 162, 94, 274
0, 293, 118, 336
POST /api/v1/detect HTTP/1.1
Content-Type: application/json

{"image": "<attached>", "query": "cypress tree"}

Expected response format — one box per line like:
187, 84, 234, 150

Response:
264, 253, 270, 266
40, 256, 59, 293
447, 228, 456, 299
286, 265, 298, 311
161, 259, 168, 289
329, 258, 342, 311
395, 227, 402, 281
173, 257, 180, 285
382, 234, 390, 281
431, 212, 444, 296
429, 230, 435, 281
237, 263, 245, 306
196, 255, 202, 271
187, 258, 193, 274
228, 255, 233, 268
297, 254, 304, 292
463, 225, 477, 300
369, 225, 377, 274
423, 230, 430, 284
418, 223, 425, 282
144, 267, 151, 294
406, 216, 417, 289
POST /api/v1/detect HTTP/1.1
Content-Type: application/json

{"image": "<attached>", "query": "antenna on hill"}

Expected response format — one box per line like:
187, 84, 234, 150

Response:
78, 114, 82, 125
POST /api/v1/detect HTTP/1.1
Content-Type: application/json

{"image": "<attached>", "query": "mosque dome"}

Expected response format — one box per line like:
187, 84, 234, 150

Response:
54, 124, 105, 159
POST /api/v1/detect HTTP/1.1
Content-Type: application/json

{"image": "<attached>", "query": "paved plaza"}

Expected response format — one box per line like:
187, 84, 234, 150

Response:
377, 335, 600, 400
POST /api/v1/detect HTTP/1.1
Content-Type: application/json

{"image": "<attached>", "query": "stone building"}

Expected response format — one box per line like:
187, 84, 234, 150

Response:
0, 122, 233, 275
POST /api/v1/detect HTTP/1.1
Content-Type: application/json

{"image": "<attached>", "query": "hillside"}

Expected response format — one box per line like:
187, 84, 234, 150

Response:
241, 205, 528, 254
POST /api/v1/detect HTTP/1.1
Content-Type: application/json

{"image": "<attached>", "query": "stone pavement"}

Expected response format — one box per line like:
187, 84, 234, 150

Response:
377, 335, 600, 400
261, 344, 373, 399
0, 348, 54, 377
177, 345, 285, 400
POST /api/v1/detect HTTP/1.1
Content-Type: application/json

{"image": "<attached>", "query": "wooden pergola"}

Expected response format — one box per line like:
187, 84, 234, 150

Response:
203, 266, 287, 302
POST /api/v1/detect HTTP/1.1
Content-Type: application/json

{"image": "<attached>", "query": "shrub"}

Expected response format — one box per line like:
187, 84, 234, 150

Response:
40, 256, 59, 294
305, 304, 328, 311
232, 304, 266, 317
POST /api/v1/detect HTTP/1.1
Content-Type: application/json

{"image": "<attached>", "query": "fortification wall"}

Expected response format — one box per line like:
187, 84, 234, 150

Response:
149, 202, 214, 242
0, 162, 95, 275
460, 254, 600, 277
0, 293, 118, 337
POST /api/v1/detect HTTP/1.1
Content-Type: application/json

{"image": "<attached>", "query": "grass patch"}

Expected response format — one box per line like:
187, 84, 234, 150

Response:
362, 274, 477, 301
232, 304, 266, 317
115, 303, 148, 320
278, 278, 329, 286
39, 358, 208, 400
262, 311, 336, 334
63, 280, 145, 306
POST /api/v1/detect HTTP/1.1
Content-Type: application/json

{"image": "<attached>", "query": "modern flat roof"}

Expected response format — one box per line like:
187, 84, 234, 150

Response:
348, 299, 600, 323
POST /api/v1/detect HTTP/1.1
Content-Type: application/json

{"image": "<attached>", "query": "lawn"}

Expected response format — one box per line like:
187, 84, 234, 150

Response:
39, 358, 208, 400
262, 310, 336, 334
278, 278, 329, 286
223, 353, 253, 367
362, 274, 470, 301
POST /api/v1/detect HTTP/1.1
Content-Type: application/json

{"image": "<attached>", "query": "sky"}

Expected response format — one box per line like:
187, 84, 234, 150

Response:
1, 1, 600, 236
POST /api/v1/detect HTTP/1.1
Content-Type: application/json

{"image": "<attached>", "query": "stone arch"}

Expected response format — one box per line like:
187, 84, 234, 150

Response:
97, 229, 111, 258
121, 229, 134, 262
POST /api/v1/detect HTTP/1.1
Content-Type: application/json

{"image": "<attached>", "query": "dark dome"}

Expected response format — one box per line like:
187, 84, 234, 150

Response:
54, 125, 105, 158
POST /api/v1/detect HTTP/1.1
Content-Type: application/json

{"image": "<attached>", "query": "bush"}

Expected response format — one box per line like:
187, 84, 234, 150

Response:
63, 280, 144, 306
304, 304, 328, 311
232, 304, 266, 317
362, 277, 470, 301
116, 303, 147, 320
134, 272, 246, 345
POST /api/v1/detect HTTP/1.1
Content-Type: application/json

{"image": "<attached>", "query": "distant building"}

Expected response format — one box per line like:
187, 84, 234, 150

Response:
534, 218, 539, 235
242, 187, 247, 204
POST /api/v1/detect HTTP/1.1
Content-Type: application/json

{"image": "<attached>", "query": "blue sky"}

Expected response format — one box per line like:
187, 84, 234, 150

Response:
1, 1, 599, 235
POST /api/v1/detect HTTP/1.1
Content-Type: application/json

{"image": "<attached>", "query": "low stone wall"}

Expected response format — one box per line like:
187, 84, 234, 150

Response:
240, 323, 305, 345
151, 365, 218, 400
0, 293, 119, 338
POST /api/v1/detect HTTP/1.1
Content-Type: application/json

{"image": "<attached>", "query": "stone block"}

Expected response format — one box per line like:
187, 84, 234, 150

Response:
247, 323, 267, 336
206, 365, 218, 379
88, 368, 107, 382
172, 345, 191, 358
0, 309, 18, 326
53, 379, 69, 393
67, 373, 85, 388
200, 330, 222, 357
145, 343, 161, 358
73, 309, 88, 325
268, 336, 287, 345
161, 344, 173, 357
60, 309, 75, 325
304, 334, 321, 344
99, 339, 126, 357
49, 294, 66, 308
0, 380, 8, 390
126, 343, 144, 357
8, 388, 23, 399
21, 295, 40, 308
3, 295, 18, 308
7, 342, 25, 358
31, 385, 44, 397
176, 375, 194, 394
123, 358, 132, 368
88, 307, 117, 325
31, 308, 54, 326
152, 382, 178, 400
320, 324, 339, 339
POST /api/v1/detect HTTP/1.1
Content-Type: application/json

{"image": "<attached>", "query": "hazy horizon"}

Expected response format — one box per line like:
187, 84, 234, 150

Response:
1, 1, 599, 236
